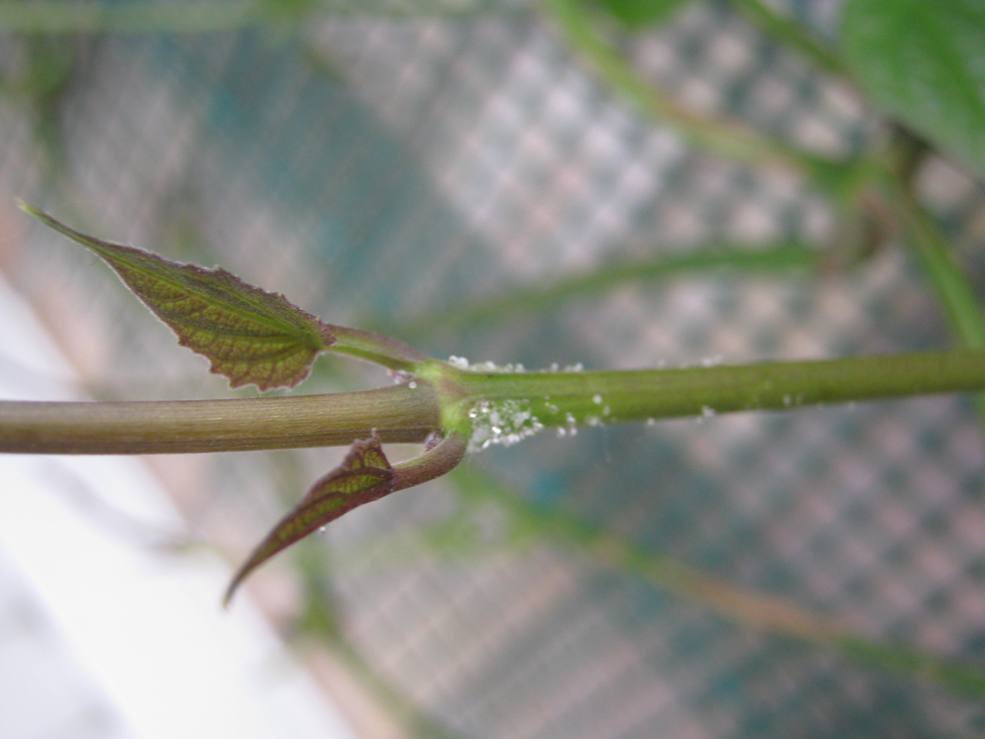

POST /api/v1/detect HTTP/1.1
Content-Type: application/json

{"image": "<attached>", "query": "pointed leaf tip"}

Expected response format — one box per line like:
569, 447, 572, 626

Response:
223, 436, 394, 606
22, 206, 335, 390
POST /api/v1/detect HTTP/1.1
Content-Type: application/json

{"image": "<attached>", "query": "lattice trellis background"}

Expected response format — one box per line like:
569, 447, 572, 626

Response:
2, 1, 985, 737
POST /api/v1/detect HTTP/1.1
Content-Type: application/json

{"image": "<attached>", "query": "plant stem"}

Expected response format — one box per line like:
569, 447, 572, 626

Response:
451, 350, 985, 427
730, 0, 851, 81
0, 385, 439, 454
4, 351, 984, 455
547, 0, 852, 184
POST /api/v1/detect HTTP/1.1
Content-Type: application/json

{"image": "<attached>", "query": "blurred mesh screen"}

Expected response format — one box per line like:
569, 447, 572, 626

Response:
3, 0, 985, 736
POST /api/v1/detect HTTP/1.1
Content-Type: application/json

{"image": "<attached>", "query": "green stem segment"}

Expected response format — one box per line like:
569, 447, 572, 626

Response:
450, 350, 985, 428
452, 464, 985, 698
3, 350, 984, 455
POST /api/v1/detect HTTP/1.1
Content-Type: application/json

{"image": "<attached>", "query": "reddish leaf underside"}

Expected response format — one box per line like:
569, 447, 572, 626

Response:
20, 202, 334, 390
223, 436, 394, 605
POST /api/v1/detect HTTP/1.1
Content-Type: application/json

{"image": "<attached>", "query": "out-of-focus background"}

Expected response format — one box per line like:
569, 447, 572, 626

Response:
2, 1, 985, 737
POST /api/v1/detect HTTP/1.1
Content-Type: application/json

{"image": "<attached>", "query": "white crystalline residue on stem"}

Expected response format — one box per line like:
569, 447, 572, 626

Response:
467, 398, 544, 452
454, 359, 594, 449
452, 357, 586, 374
391, 369, 413, 385
462, 360, 527, 374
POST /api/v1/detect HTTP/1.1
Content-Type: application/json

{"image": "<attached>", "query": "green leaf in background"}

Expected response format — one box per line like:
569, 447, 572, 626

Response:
224, 436, 394, 605
840, 0, 985, 180
593, 0, 692, 28
19, 202, 335, 390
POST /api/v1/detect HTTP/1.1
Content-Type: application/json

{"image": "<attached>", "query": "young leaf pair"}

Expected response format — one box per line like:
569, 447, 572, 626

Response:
18, 202, 463, 605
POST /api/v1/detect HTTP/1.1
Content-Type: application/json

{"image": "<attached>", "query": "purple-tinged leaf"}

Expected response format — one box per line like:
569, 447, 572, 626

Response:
223, 433, 467, 606
19, 202, 334, 390
224, 436, 394, 605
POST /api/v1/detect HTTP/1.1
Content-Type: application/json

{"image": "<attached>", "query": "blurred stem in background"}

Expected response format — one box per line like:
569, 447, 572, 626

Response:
547, 0, 865, 192
729, 0, 850, 81
293, 543, 463, 739
881, 133, 985, 426
398, 241, 822, 339
0, 0, 522, 33
450, 465, 985, 698
309, 461, 985, 699
0, 35, 76, 187
896, 196, 985, 359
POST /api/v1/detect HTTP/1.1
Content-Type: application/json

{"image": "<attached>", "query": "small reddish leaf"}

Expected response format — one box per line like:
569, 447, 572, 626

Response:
20, 202, 334, 390
224, 436, 394, 605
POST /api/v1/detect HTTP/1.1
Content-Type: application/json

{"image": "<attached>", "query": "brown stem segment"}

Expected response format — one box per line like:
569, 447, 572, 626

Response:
0, 385, 440, 454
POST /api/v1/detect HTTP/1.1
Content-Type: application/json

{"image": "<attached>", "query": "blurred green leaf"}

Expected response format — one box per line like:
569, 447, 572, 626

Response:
841, 0, 985, 179
593, 0, 691, 28
20, 202, 335, 390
